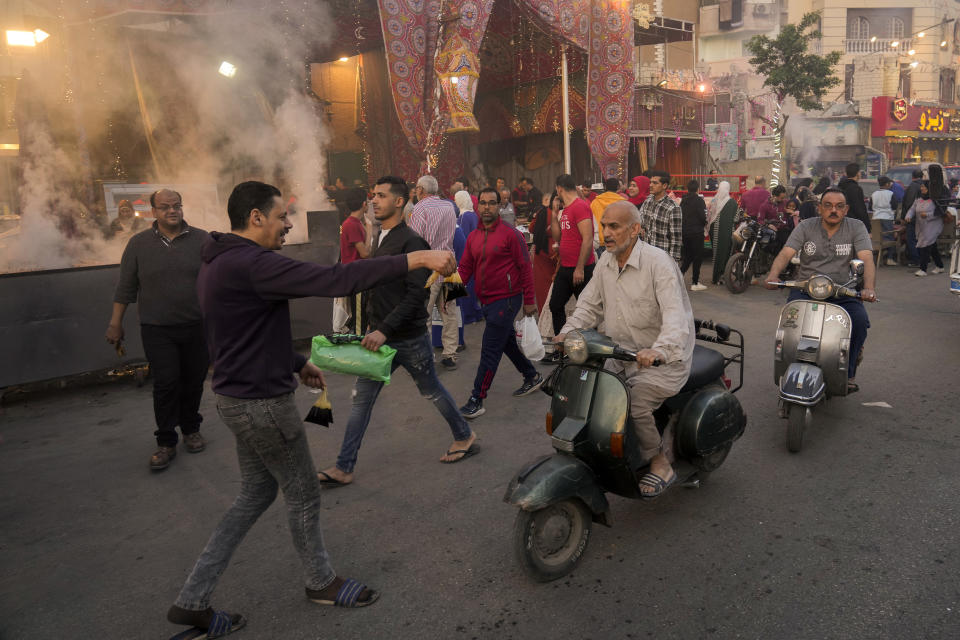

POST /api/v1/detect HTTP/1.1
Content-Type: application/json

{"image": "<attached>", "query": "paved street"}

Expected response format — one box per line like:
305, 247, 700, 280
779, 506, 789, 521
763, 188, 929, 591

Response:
2, 262, 959, 640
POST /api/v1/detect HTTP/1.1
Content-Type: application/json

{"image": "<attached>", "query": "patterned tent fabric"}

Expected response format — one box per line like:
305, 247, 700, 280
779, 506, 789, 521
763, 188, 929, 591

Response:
585, 2, 633, 178
377, 0, 631, 177
517, 0, 634, 178
378, 0, 493, 162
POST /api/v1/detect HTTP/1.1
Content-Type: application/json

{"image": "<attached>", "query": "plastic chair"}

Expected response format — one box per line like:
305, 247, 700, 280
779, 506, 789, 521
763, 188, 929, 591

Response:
870, 219, 900, 268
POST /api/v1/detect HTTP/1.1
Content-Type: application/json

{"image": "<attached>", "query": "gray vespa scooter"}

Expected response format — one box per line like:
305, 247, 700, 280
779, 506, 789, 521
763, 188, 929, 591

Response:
504, 320, 746, 582
769, 259, 865, 453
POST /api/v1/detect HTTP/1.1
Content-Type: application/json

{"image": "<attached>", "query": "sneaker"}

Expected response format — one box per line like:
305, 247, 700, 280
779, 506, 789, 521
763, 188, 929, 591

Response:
885, 259, 898, 266
150, 446, 177, 471
914, 269, 928, 277
931, 267, 944, 274
183, 432, 206, 453
512, 372, 544, 397
440, 357, 458, 370
690, 283, 707, 291
459, 396, 485, 419
543, 351, 563, 364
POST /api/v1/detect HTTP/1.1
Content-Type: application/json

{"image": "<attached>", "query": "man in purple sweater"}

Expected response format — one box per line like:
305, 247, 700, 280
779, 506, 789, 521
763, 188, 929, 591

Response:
165, 181, 456, 636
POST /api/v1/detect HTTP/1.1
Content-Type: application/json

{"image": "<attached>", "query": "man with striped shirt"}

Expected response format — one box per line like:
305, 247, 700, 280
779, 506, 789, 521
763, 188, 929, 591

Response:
411, 175, 460, 369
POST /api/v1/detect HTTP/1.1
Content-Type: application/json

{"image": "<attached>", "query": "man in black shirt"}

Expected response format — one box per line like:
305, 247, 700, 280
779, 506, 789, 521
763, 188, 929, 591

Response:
318, 176, 477, 486
837, 162, 871, 229
106, 189, 210, 471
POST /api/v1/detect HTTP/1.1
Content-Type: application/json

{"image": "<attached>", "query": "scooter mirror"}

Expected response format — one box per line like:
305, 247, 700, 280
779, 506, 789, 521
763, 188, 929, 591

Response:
849, 259, 865, 277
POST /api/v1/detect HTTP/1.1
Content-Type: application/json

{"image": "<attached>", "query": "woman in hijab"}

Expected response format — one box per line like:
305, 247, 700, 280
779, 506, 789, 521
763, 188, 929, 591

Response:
709, 181, 738, 285
455, 190, 478, 238
627, 175, 650, 207
798, 186, 819, 221
905, 180, 946, 276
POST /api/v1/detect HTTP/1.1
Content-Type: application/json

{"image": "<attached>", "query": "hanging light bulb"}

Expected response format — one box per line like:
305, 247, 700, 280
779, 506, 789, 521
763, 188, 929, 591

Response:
917, 31, 925, 38
908, 49, 916, 56
891, 40, 900, 47
941, 40, 948, 48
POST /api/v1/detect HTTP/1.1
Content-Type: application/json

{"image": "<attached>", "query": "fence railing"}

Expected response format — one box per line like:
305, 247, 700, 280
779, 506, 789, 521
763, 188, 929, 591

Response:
844, 38, 912, 54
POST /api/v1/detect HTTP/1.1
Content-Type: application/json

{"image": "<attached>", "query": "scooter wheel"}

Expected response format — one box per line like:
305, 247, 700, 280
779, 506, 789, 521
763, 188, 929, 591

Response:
513, 499, 592, 582
787, 405, 812, 453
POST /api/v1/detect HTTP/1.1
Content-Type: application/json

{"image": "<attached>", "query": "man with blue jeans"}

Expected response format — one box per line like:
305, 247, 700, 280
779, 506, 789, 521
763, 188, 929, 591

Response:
319, 176, 477, 486
458, 187, 542, 418
871, 176, 899, 266
166, 181, 457, 636
765, 188, 877, 391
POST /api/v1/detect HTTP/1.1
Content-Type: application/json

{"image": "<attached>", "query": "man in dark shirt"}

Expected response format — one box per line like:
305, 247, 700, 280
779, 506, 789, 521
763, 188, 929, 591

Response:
165, 181, 456, 636
106, 189, 209, 471
679, 179, 708, 291
318, 176, 476, 484
837, 162, 871, 229
900, 169, 924, 265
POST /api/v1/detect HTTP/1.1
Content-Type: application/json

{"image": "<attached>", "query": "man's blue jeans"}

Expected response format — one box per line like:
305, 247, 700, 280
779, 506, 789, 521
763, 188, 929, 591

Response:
335, 333, 471, 473
472, 294, 538, 400
879, 219, 896, 261
787, 290, 870, 379
175, 393, 336, 610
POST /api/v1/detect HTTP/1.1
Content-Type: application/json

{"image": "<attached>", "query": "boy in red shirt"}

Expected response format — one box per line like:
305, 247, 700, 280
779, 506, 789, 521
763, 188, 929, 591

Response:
338, 189, 370, 332
549, 173, 596, 337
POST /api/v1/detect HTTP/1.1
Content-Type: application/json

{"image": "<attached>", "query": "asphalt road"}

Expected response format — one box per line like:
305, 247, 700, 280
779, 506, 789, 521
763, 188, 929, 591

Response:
2, 261, 958, 640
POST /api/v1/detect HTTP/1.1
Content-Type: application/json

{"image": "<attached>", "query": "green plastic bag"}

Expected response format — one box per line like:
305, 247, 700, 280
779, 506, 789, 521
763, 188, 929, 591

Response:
310, 334, 398, 384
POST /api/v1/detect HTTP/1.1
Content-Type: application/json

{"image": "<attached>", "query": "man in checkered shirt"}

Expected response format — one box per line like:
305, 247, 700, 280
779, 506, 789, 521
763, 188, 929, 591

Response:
638, 170, 683, 263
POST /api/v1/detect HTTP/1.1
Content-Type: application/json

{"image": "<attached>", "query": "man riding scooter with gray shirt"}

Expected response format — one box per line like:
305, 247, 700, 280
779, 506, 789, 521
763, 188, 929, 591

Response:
764, 188, 877, 392
555, 200, 695, 499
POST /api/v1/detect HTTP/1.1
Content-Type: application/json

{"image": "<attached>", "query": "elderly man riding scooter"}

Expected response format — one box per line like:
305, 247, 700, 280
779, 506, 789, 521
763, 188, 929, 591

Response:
555, 200, 695, 498
763, 188, 878, 392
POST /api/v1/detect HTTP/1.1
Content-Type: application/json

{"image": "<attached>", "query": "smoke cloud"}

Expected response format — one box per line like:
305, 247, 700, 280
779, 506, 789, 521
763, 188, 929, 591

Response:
0, 2, 334, 273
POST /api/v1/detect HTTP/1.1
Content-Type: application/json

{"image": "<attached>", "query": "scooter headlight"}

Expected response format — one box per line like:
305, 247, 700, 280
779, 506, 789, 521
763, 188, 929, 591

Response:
563, 330, 589, 364
807, 275, 834, 300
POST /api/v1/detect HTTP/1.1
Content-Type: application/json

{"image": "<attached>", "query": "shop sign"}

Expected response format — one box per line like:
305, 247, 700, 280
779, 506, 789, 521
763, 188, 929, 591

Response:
873, 96, 956, 136
919, 110, 946, 132
892, 98, 907, 121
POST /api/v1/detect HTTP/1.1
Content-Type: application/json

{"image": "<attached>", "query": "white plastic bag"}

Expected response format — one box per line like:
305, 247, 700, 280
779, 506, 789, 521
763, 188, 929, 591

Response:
515, 314, 545, 361
332, 297, 350, 333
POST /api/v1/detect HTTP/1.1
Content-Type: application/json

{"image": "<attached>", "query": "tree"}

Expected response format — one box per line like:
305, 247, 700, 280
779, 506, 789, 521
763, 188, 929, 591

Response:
745, 12, 842, 185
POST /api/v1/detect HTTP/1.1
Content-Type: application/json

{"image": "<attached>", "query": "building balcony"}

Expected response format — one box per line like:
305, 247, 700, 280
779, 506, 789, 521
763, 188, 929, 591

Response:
699, 1, 780, 37
844, 38, 912, 54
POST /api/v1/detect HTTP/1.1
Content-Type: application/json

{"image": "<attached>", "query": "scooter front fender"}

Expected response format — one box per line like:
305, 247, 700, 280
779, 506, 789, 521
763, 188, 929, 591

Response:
504, 454, 610, 525
779, 362, 826, 406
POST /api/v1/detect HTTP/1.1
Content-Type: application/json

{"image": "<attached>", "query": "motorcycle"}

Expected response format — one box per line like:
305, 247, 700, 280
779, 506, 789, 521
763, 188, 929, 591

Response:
768, 260, 866, 453
504, 320, 746, 582
725, 216, 794, 294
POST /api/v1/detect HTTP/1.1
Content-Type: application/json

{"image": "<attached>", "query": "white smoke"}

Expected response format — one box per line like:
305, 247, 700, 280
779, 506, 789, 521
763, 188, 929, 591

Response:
1, 2, 335, 272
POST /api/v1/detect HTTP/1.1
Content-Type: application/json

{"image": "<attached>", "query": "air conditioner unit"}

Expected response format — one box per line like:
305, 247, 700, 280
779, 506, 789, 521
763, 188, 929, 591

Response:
753, 4, 769, 16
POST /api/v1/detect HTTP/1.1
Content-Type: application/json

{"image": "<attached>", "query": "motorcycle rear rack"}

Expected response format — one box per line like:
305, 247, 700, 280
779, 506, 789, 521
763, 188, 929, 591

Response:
694, 319, 745, 393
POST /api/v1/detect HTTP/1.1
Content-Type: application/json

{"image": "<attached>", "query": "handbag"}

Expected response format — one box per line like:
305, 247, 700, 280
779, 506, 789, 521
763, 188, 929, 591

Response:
310, 334, 398, 383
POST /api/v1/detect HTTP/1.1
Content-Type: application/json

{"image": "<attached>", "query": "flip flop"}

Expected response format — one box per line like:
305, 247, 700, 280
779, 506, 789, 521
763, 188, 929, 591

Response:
169, 612, 246, 640
308, 578, 380, 608
847, 382, 860, 394
440, 443, 480, 464
638, 469, 677, 500
317, 470, 351, 488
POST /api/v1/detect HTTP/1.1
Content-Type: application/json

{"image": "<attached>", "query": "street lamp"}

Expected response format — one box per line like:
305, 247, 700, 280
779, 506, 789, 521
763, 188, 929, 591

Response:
6, 29, 50, 47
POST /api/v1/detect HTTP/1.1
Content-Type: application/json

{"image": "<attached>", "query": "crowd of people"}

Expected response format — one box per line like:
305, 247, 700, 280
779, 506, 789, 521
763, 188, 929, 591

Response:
99, 163, 955, 637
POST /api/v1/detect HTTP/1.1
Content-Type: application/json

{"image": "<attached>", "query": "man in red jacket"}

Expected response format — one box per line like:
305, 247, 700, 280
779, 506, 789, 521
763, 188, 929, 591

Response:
457, 187, 543, 418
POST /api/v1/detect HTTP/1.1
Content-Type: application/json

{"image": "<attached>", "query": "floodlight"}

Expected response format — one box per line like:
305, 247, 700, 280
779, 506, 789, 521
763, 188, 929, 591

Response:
6, 30, 36, 46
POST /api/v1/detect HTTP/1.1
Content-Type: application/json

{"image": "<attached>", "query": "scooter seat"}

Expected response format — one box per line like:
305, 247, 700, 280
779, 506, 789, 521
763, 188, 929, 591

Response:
680, 345, 726, 392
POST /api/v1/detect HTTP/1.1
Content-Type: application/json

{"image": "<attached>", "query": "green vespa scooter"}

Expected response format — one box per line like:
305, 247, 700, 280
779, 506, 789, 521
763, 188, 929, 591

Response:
504, 320, 747, 582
